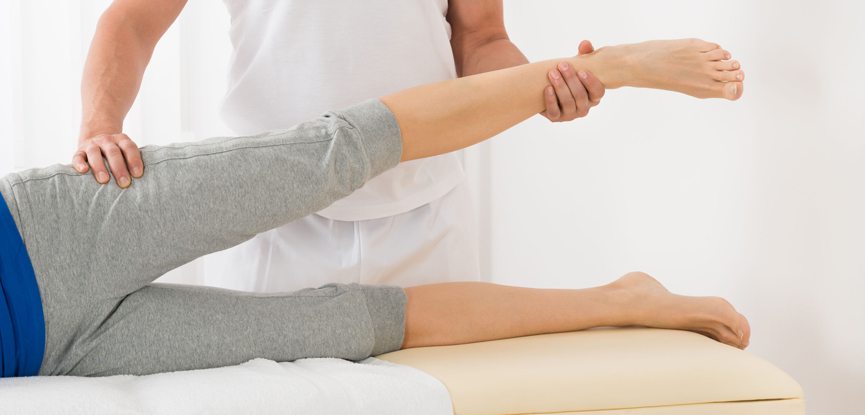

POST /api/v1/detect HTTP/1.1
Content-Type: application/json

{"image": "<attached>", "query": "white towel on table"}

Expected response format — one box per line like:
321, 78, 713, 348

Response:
0, 358, 453, 415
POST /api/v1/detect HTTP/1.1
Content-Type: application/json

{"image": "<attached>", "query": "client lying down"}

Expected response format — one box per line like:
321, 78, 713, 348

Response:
0, 39, 749, 377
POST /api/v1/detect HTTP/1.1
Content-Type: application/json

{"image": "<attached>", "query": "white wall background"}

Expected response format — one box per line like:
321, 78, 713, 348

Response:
0, 0, 862, 413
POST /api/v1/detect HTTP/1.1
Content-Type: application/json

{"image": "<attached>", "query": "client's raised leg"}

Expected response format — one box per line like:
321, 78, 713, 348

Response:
385, 38, 744, 161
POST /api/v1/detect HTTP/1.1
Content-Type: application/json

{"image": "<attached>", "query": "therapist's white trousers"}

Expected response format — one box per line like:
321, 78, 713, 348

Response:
201, 181, 482, 292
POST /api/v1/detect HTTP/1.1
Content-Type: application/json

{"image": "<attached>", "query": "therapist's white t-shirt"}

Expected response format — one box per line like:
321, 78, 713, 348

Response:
221, 0, 465, 221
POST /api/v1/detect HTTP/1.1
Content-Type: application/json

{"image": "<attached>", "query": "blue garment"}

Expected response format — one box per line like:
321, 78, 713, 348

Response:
0, 192, 45, 377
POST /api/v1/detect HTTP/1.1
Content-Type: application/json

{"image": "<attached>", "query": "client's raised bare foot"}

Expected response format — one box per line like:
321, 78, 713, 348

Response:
607, 271, 751, 349
595, 39, 745, 100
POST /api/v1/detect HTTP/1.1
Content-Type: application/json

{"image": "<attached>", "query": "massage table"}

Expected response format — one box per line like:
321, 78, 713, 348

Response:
378, 327, 805, 415
0, 327, 803, 414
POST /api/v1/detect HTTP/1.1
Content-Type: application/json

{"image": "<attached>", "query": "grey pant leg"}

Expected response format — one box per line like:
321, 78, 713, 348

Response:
69, 283, 406, 376
0, 100, 406, 375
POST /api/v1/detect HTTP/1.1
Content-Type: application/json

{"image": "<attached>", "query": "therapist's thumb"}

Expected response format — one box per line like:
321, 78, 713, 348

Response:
577, 40, 595, 55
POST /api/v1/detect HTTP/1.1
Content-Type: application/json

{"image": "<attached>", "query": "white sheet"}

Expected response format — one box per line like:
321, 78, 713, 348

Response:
0, 358, 453, 415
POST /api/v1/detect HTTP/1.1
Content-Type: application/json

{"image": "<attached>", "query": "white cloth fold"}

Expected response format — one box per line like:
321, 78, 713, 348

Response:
0, 358, 453, 415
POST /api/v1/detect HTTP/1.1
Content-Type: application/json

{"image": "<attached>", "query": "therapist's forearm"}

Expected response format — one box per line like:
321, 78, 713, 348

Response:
456, 37, 530, 76
80, 10, 153, 139
381, 51, 624, 161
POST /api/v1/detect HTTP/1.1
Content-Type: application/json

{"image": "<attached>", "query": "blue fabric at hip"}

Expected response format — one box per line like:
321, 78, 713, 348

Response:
0, 192, 45, 377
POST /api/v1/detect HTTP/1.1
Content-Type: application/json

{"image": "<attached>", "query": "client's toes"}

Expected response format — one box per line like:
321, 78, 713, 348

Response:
715, 60, 741, 71
703, 48, 732, 61
713, 69, 745, 82
723, 82, 743, 101
695, 39, 721, 52
718, 82, 744, 100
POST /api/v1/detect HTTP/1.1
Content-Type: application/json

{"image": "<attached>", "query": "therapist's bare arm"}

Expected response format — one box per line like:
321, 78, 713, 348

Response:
382, 38, 745, 161
448, 0, 603, 121
76, 0, 188, 188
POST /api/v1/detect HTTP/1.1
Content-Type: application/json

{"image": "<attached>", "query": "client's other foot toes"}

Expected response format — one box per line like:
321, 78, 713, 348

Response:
699, 327, 741, 349
608, 271, 751, 349
697, 297, 750, 348
739, 312, 751, 347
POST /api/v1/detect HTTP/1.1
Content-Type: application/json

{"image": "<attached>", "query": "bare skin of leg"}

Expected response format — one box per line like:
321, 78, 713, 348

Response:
381, 38, 744, 161
403, 272, 752, 350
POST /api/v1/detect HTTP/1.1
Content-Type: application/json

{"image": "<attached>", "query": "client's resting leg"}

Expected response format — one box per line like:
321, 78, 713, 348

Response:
68, 283, 405, 376
67, 272, 750, 376
403, 272, 751, 351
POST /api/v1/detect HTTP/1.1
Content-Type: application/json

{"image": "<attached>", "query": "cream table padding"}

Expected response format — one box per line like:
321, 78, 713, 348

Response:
378, 328, 804, 415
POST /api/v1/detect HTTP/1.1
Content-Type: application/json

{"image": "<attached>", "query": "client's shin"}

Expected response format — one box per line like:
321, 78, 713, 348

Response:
0, 100, 407, 376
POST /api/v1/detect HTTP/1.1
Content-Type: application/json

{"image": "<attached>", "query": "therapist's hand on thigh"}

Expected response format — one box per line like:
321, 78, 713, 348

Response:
73, 132, 144, 189
541, 40, 606, 122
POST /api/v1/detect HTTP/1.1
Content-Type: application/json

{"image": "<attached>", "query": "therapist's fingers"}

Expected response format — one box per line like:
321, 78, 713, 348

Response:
575, 40, 606, 107
118, 139, 144, 179
542, 86, 561, 120
76, 133, 140, 187
102, 144, 132, 188
72, 151, 90, 174
545, 66, 578, 122
558, 62, 590, 118
578, 70, 605, 107
83, 144, 111, 185
577, 39, 595, 56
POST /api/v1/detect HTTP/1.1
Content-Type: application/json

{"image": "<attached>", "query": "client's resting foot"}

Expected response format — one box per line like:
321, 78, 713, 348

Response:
607, 272, 751, 349
597, 39, 745, 100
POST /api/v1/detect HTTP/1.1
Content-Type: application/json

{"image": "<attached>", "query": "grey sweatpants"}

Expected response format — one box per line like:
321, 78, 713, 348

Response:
0, 100, 407, 376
